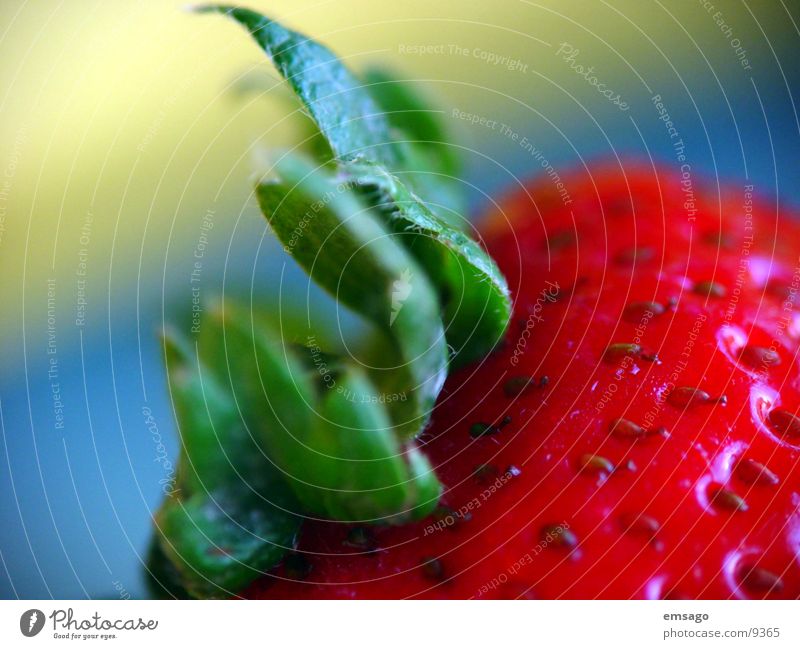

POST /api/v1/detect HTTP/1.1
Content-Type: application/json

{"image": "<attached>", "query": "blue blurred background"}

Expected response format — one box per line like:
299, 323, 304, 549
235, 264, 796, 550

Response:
1, 0, 799, 598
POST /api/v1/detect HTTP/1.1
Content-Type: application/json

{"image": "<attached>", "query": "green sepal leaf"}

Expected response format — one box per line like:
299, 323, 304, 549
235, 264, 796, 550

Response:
200, 302, 441, 524
295, 367, 440, 523
361, 67, 466, 222
195, 305, 317, 451
255, 154, 448, 436
345, 159, 512, 366
193, 5, 401, 167
161, 330, 259, 493
156, 486, 298, 599
153, 331, 300, 598
194, 5, 465, 224
362, 66, 460, 176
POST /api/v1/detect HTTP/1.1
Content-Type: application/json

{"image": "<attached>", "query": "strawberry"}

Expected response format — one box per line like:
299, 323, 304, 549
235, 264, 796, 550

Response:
243, 163, 800, 599
150, 7, 800, 600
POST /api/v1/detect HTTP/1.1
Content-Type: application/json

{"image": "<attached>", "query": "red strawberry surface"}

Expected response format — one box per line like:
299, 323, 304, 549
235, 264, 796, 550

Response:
244, 161, 800, 599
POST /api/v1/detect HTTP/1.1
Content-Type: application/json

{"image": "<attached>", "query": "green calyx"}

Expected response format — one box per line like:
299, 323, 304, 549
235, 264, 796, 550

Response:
150, 5, 511, 597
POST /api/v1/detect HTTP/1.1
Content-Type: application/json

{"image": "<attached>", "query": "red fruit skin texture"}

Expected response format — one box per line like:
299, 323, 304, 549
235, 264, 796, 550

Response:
244, 161, 800, 599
